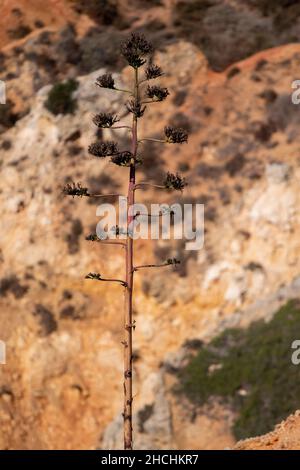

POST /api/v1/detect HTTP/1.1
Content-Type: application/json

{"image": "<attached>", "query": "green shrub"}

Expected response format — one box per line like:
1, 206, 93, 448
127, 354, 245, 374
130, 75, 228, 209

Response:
45, 79, 79, 116
176, 299, 300, 439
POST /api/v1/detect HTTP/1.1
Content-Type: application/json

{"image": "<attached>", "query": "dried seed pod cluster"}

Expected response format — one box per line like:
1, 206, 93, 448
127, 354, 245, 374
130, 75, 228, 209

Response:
85, 234, 100, 241
63, 182, 89, 197
111, 151, 133, 167
166, 258, 181, 266
146, 85, 169, 102
121, 32, 153, 68
92, 113, 119, 128
96, 73, 115, 89
88, 141, 119, 157
126, 100, 146, 118
85, 272, 101, 280
164, 172, 187, 191
145, 64, 163, 80
164, 126, 188, 144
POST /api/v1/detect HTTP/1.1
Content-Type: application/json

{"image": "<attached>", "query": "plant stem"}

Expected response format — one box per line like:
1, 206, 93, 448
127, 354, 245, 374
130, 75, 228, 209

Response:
139, 138, 165, 143
123, 67, 139, 451
91, 240, 126, 247
114, 88, 132, 94
96, 277, 127, 286
133, 262, 173, 271
111, 126, 132, 130
141, 100, 161, 104
89, 193, 121, 198
134, 182, 165, 190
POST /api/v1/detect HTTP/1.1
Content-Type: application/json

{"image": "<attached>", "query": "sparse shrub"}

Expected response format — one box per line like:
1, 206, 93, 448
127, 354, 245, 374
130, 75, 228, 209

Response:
138, 404, 154, 433
177, 161, 190, 172
65, 130, 81, 142
245, 261, 264, 271
65, 218, 83, 254
55, 24, 82, 66
225, 154, 246, 176
218, 186, 231, 205
176, 299, 300, 439
72, 0, 119, 25
203, 106, 213, 116
79, 28, 125, 73
172, 89, 188, 107
0, 275, 28, 299
45, 79, 79, 116
267, 94, 300, 131
37, 30, 52, 46
135, 0, 162, 5
60, 305, 79, 319
33, 304, 57, 336
0, 52, 6, 73
183, 338, 203, 350
62, 289, 73, 300
8, 24, 32, 40
252, 121, 276, 143
197, 162, 222, 179
34, 19, 45, 28
68, 144, 82, 157
0, 100, 18, 131
25, 52, 57, 74
242, 158, 264, 180
255, 58, 268, 71
1, 139, 12, 150
259, 89, 278, 104
11, 7, 23, 18
205, 205, 217, 222
227, 66, 240, 80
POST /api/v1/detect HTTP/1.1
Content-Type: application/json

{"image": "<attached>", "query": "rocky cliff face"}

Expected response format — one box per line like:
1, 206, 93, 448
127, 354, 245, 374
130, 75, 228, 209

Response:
234, 411, 300, 450
0, 0, 300, 450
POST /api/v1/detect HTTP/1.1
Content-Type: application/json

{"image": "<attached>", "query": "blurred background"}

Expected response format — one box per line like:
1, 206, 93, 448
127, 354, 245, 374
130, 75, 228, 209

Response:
0, 0, 300, 450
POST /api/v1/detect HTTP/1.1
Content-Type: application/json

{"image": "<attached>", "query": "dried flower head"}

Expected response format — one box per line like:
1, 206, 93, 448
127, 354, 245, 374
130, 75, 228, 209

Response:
85, 272, 101, 280
96, 73, 115, 89
146, 85, 169, 102
111, 151, 133, 166
126, 99, 146, 118
85, 234, 99, 241
166, 258, 181, 266
135, 154, 143, 166
164, 172, 187, 191
121, 32, 153, 68
110, 225, 127, 236
62, 182, 89, 197
92, 113, 119, 128
88, 141, 119, 157
164, 126, 188, 144
145, 64, 163, 80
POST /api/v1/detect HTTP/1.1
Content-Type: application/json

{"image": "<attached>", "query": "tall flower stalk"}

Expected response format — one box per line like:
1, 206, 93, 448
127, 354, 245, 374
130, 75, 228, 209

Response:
63, 32, 188, 450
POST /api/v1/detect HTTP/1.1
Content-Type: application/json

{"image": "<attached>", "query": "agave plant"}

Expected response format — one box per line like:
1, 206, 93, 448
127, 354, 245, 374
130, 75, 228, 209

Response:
63, 32, 188, 450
